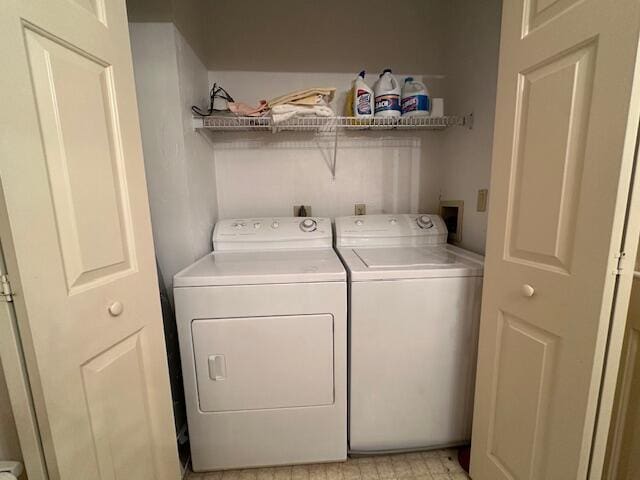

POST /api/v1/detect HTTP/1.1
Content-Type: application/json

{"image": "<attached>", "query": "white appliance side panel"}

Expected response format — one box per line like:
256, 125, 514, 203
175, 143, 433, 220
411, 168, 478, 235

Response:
174, 282, 347, 470
193, 314, 334, 412
349, 277, 483, 452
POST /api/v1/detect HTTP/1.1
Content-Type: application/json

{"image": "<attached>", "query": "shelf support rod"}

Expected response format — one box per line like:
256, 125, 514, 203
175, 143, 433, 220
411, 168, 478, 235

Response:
331, 127, 338, 180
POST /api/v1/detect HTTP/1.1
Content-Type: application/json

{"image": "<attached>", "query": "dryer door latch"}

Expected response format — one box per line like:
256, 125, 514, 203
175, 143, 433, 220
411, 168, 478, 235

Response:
208, 354, 227, 381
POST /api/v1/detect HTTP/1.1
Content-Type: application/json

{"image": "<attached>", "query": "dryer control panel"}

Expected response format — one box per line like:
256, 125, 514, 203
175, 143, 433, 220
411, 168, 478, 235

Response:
213, 217, 333, 251
335, 214, 448, 247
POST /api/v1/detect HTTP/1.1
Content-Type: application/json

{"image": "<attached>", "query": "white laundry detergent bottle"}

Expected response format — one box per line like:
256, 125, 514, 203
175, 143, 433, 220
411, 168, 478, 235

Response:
401, 77, 431, 117
374, 69, 401, 117
349, 71, 374, 117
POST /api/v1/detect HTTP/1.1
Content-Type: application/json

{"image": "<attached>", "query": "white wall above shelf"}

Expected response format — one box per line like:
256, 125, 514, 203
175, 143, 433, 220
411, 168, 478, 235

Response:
192, 114, 472, 133
192, 113, 474, 181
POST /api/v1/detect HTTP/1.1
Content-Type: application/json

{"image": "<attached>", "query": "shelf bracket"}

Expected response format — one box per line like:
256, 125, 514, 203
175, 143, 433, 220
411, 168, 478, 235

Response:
464, 112, 474, 130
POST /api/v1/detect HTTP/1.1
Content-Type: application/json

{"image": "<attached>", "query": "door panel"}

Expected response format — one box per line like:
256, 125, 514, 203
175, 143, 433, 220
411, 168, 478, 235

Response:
524, 0, 583, 35
0, 0, 180, 478
24, 27, 135, 292
70, 0, 107, 24
488, 313, 558, 479
471, 0, 640, 479
507, 42, 595, 273
81, 333, 156, 480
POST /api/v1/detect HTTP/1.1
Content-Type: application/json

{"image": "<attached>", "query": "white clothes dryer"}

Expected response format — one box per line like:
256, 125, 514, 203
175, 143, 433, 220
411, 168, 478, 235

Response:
335, 214, 484, 453
175, 217, 347, 471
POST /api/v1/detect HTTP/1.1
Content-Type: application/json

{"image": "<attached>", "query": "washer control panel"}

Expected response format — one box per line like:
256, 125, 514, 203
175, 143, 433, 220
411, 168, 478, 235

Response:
214, 217, 332, 251
335, 214, 448, 247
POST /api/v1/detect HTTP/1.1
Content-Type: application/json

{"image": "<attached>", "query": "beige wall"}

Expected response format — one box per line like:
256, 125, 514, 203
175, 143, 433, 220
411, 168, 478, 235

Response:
205, 0, 502, 250
0, 358, 22, 463
439, 0, 503, 254
129, 23, 218, 292
126, 0, 172, 22
202, 0, 447, 74
201, 0, 451, 219
129, 0, 503, 252
208, 70, 445, 219
127, 0, 209, 65
127, 0, 448, 74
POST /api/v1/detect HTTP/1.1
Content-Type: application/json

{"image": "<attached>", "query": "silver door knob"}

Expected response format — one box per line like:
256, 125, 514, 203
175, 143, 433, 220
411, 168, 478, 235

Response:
521, 284, 535, 297
108, 301, 124, 316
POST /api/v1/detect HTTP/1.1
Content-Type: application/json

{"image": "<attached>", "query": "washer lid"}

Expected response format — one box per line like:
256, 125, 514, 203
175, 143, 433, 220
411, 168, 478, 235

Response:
174, 248, 346, 287
338, 244, 484, 281
354, 246, 458, 268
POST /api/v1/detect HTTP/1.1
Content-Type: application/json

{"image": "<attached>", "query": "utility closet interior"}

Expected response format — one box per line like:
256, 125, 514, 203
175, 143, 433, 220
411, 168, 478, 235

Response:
122, 0, 502, 470
125, 0, 502, 291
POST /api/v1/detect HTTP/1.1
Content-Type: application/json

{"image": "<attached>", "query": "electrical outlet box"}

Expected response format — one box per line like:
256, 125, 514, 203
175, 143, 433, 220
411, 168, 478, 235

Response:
354, 204, 366, 215
440, 200, 464, 244
293, 205, 312, 217
477, 189, 488, 212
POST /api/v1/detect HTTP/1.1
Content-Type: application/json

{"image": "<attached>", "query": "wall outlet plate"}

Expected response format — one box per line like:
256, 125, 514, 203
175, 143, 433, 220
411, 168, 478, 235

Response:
293, 205, 312, 217
354, 204, 366, 215
477, 189, 488, 212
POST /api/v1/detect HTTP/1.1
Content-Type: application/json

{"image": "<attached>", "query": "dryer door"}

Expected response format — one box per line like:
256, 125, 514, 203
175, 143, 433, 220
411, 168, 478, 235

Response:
192, 314, 334, 412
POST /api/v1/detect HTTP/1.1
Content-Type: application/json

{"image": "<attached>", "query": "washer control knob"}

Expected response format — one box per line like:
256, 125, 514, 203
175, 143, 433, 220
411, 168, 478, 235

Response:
233, 222, 245, 229
417, 215, 433, 229
271, 221, 280, 229
355, 219, 364, 226
389, 218, 398, 224
253, 222, 261, 229
300, 218, 317, 232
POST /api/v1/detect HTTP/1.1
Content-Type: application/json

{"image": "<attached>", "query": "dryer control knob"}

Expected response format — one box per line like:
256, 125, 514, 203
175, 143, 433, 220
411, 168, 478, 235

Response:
300, 218, 317, 232
417, 215, 433, 229
253, 222, 261, 229
389, 218, 398, 224
271, 221, 280, 229
355, 219, 364, 226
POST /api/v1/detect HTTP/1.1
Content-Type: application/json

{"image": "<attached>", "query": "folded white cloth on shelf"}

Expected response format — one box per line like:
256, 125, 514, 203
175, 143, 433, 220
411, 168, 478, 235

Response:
271, 103, 334, 124
268, 87, 336, 107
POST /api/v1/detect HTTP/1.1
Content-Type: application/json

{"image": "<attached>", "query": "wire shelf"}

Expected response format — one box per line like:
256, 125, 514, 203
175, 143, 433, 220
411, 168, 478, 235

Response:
193, 115, 469, 132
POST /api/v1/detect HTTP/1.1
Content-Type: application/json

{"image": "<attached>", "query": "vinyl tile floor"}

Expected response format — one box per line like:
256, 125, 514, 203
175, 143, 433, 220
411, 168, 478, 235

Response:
188, 449, 470, 480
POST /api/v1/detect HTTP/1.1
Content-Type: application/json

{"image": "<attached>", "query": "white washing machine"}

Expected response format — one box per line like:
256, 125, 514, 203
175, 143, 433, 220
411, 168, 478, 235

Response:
174, 217, 347, 471
335, 214, 484, 453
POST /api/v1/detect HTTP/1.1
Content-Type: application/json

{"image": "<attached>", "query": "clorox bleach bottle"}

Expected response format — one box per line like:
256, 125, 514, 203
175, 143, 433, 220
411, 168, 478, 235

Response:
374, 69, 401, 117
401, 77, 431, 117
349, 71, 374, 117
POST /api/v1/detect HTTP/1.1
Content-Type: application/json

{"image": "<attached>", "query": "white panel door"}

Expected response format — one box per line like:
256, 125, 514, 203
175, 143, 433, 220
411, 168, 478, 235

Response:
470, 0, 640, 479
0, 1, 180, 479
